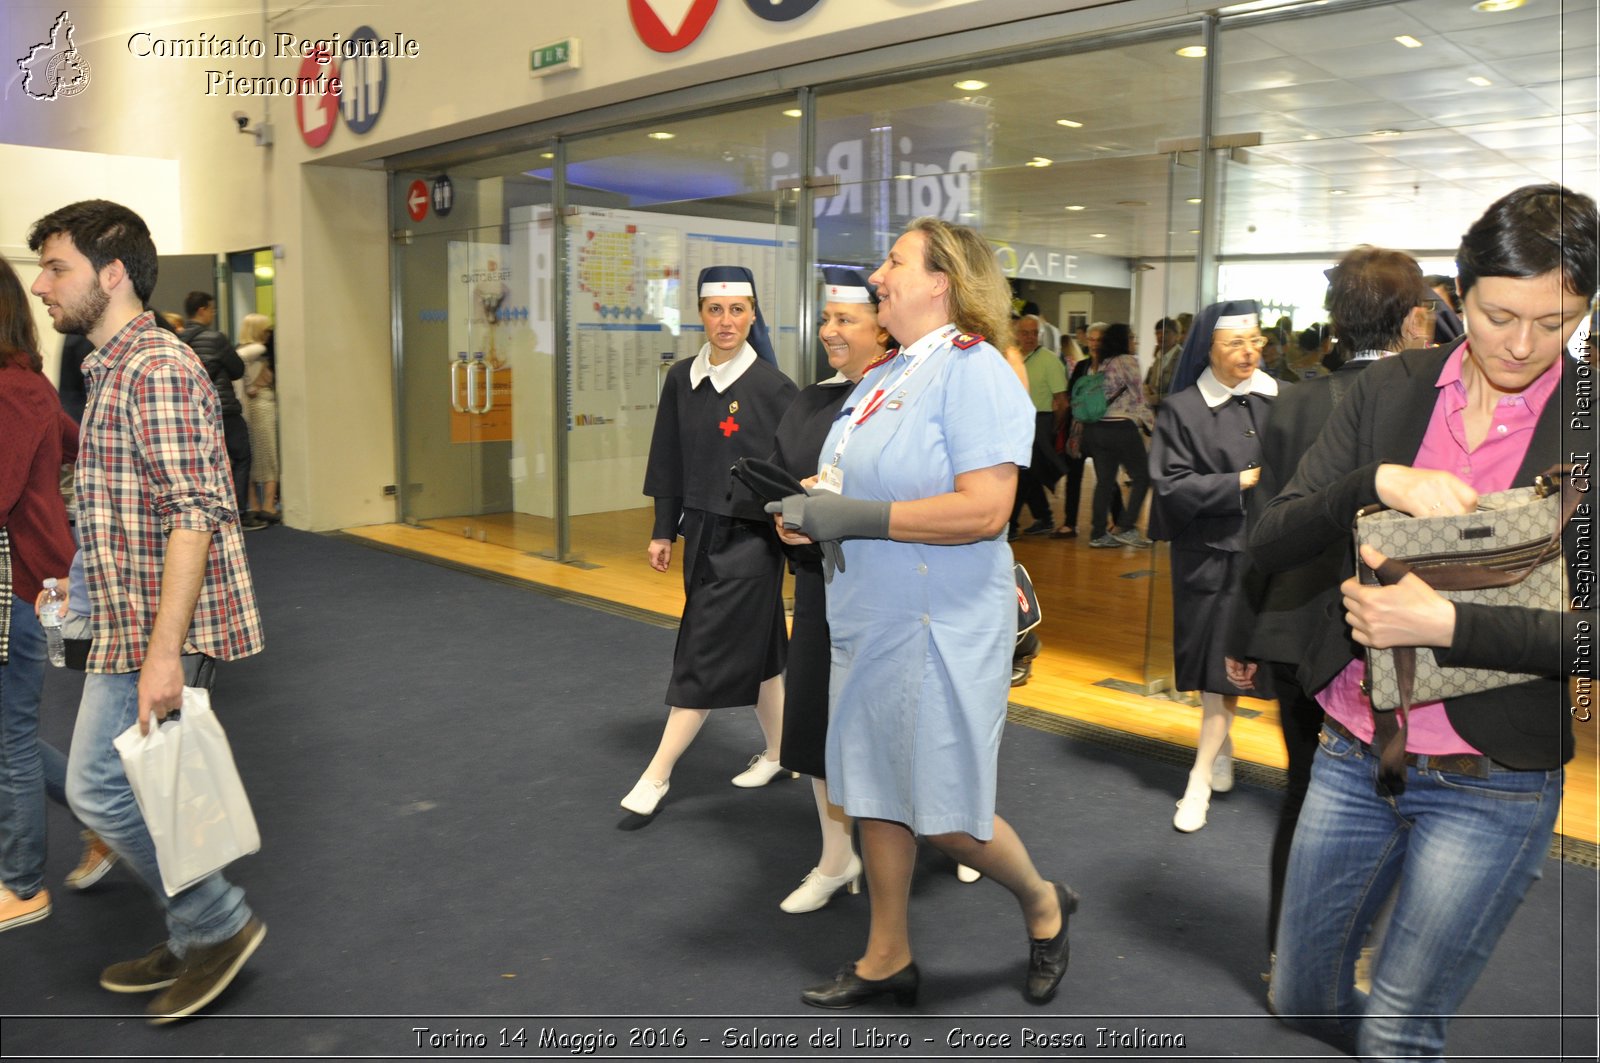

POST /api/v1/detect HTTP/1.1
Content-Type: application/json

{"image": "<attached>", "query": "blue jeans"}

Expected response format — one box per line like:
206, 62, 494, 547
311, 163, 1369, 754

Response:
66, 671, 251, 955
1271, 723, 1562, 1062
0, 595, 69, 898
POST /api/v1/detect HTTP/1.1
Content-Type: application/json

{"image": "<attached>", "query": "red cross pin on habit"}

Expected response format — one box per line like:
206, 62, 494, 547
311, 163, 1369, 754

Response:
719, 415, 740, 437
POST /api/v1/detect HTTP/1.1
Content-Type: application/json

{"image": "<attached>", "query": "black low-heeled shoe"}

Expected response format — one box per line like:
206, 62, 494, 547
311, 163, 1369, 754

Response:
1024, 882, 1080, 1005
801, 962, 920, 1009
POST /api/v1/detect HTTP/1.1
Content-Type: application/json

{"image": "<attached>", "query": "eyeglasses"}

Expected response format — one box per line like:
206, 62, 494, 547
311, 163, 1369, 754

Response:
1217, 336, 1269, 352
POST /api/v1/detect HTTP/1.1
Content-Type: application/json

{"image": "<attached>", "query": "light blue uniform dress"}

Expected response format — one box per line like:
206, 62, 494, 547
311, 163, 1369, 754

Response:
819, 326, 1034, 840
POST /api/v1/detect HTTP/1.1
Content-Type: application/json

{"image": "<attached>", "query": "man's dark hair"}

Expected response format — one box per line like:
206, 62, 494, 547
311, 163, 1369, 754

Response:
1326, 245, 1429, 354
1154, 317, 1179, 333
27, 199, 158, 306
184, 290, 215, 319
1457, 184, 1599, 299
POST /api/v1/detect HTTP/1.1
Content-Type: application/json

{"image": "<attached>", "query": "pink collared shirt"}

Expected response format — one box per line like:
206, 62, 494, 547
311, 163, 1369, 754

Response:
1317, 342, 1561, 753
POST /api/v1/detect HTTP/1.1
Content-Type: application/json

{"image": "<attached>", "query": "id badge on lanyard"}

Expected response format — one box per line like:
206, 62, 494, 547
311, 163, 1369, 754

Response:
820, 326, 953, 494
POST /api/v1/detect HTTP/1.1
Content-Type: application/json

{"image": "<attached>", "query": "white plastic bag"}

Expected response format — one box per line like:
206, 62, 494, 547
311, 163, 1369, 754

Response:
113, 686, 260, 896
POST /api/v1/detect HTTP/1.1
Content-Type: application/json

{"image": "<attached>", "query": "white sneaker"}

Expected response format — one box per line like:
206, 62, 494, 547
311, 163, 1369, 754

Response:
955, 863, 982, 883
1173, 777, 1211, 833
620, 776, 669, 815
1210, 753, 1235, 793
780, 854, 863, 913
730, 753, 796, 788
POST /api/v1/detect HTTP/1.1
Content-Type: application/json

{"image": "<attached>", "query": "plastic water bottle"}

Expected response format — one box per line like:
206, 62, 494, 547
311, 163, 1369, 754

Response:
40, 577, 67, 668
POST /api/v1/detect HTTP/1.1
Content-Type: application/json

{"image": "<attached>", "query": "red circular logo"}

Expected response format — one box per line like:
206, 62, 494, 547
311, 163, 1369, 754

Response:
629, 0, 719, 53
295, 49, 338, 148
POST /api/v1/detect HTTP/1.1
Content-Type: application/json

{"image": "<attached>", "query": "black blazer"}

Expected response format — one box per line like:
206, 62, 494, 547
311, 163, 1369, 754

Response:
1249, 341, 1589, 770
1240, 360, 1372, 689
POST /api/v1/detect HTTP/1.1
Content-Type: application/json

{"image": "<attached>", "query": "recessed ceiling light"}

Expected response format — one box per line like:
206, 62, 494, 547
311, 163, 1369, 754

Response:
647, 131, 675, 140
1394, 35, 1423, 48
1187, 197, 1203, 204
1467, 75, 1493, 87
1055, 118, 1084, 128
782, 108, 802, 118
1026, 156, 1052, 168
1301, 133, 1319, 140
1064, 204, 1085, 211
894, 173, 913, 181
1176, 45, 1207, 58
1091, 233, 1108, 239
1474, 0, 1526, 11
1189, 229, 1202, 235
954, 79, 988, 91
540, 152, 554, 160
1329, 188, 1348, 196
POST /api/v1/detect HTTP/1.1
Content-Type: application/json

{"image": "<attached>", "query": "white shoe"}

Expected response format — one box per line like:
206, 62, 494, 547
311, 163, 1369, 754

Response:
1173, 777, 1211, 833
1210, 753, 1235, 793
955, 863, 982, 883
620, 776, 669, 815
780, 854, 863, 913
731, 753, 797, 788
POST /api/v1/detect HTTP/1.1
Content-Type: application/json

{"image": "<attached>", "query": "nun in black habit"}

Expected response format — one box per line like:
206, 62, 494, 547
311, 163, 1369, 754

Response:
622, 266, 799, 817
1147, 299, 1278, 833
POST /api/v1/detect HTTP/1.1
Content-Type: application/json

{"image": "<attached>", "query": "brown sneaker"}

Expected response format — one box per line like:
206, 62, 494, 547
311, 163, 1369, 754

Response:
147, 917, 266, 1024
66, 830, 118, 890
101, 943, 183, 992
0, 885, 52, 933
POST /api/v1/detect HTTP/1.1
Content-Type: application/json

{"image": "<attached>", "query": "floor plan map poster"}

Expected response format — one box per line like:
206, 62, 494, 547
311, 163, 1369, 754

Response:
562, 207, 797, 515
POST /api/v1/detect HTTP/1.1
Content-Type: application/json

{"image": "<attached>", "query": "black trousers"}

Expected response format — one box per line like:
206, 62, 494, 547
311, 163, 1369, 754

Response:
1083, 419, 1149, 538
223, 412, 253, 517
1012, 412, 1066, 527
1267, 660, 1326, 953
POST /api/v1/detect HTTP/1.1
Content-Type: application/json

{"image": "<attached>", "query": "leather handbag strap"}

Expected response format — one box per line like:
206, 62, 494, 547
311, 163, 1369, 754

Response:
1366, 465, 1575, 795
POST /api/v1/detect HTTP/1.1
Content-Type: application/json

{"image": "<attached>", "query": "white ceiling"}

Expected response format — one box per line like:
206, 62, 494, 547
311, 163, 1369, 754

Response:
479, 0, 1597, 264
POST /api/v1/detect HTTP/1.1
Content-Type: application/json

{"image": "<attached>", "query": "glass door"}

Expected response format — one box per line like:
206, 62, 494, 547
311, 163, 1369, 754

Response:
393, 164, 557, 556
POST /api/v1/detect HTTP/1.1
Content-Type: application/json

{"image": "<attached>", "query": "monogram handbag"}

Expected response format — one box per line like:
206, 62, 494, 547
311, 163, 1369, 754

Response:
1355, 465, 1577, 790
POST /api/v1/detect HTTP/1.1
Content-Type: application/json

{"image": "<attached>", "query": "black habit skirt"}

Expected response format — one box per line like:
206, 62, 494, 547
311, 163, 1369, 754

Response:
1170, 545, 1272, 698
666, 508, 787, 709
778, 556, 829, 777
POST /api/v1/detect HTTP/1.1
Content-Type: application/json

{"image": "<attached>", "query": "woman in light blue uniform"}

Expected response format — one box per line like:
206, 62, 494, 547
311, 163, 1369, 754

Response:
769, 218, 1078, 1010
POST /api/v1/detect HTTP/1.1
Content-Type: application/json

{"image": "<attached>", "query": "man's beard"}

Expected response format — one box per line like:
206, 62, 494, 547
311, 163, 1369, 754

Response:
53, 283, 110, 335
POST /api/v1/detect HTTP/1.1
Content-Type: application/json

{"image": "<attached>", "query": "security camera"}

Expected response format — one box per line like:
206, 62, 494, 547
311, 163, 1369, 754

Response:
232, 111, 249, 132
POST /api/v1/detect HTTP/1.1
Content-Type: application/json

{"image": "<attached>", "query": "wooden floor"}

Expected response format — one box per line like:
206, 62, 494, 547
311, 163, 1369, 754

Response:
347, 493, 1599, 849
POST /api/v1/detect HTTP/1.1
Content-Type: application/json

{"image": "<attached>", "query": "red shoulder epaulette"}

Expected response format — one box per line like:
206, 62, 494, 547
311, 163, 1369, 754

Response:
951, 333, 984, 350
864, 347, 899, 371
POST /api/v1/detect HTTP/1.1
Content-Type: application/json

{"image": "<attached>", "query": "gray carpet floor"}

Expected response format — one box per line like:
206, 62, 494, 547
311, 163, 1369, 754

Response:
0, 529, 1593, 1061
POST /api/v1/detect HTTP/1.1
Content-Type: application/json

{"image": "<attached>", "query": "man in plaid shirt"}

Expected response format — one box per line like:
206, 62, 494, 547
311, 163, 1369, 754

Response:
28, 200, 265, 1024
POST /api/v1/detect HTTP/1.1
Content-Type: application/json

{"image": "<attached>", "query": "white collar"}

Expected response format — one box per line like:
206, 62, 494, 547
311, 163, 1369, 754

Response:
689, 342, 756, 392
817, 371, 853, 387
1196, 365, 1278, 408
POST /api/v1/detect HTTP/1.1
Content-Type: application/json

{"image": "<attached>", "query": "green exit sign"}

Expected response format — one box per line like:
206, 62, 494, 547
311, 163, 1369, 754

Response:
530, 38, 580, 78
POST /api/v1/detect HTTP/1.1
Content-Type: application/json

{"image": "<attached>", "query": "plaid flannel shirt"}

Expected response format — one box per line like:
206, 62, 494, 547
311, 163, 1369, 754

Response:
77, 312, 263, 672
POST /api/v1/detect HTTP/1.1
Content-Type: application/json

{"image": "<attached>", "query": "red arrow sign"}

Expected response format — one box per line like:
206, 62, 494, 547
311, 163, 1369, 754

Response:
406, 179, 429, 222
295, 49, 338, 148
630, 0, 718, 53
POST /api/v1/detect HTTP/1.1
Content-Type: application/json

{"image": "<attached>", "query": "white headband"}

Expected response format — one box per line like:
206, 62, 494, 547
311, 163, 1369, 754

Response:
1215, 313, 1259, 330
699, 280, 754, 298
823, 282, 873, 304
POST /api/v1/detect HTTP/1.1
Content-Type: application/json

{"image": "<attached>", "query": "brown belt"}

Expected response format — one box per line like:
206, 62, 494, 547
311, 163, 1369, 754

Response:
1323, 716, 1494, 780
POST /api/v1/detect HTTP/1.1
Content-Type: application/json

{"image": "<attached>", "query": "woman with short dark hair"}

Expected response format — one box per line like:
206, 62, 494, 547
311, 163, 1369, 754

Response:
1254, 184, 1597, 1060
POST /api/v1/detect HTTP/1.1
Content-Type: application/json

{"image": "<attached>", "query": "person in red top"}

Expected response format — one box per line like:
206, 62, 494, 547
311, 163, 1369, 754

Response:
0, 254, 118, 934
28, 200, 265, 1024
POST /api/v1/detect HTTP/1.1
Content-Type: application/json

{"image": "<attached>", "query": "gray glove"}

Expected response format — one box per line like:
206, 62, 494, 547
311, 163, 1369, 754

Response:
764, 491, 891, 542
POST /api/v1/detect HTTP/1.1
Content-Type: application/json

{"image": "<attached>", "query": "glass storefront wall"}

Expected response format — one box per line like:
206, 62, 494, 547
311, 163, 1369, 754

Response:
387, 0, 1593, 687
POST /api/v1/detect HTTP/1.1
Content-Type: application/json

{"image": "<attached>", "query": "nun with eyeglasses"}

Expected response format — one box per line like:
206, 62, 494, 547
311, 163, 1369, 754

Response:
1147, 299, 1279, 833
622, 265, 798, 818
